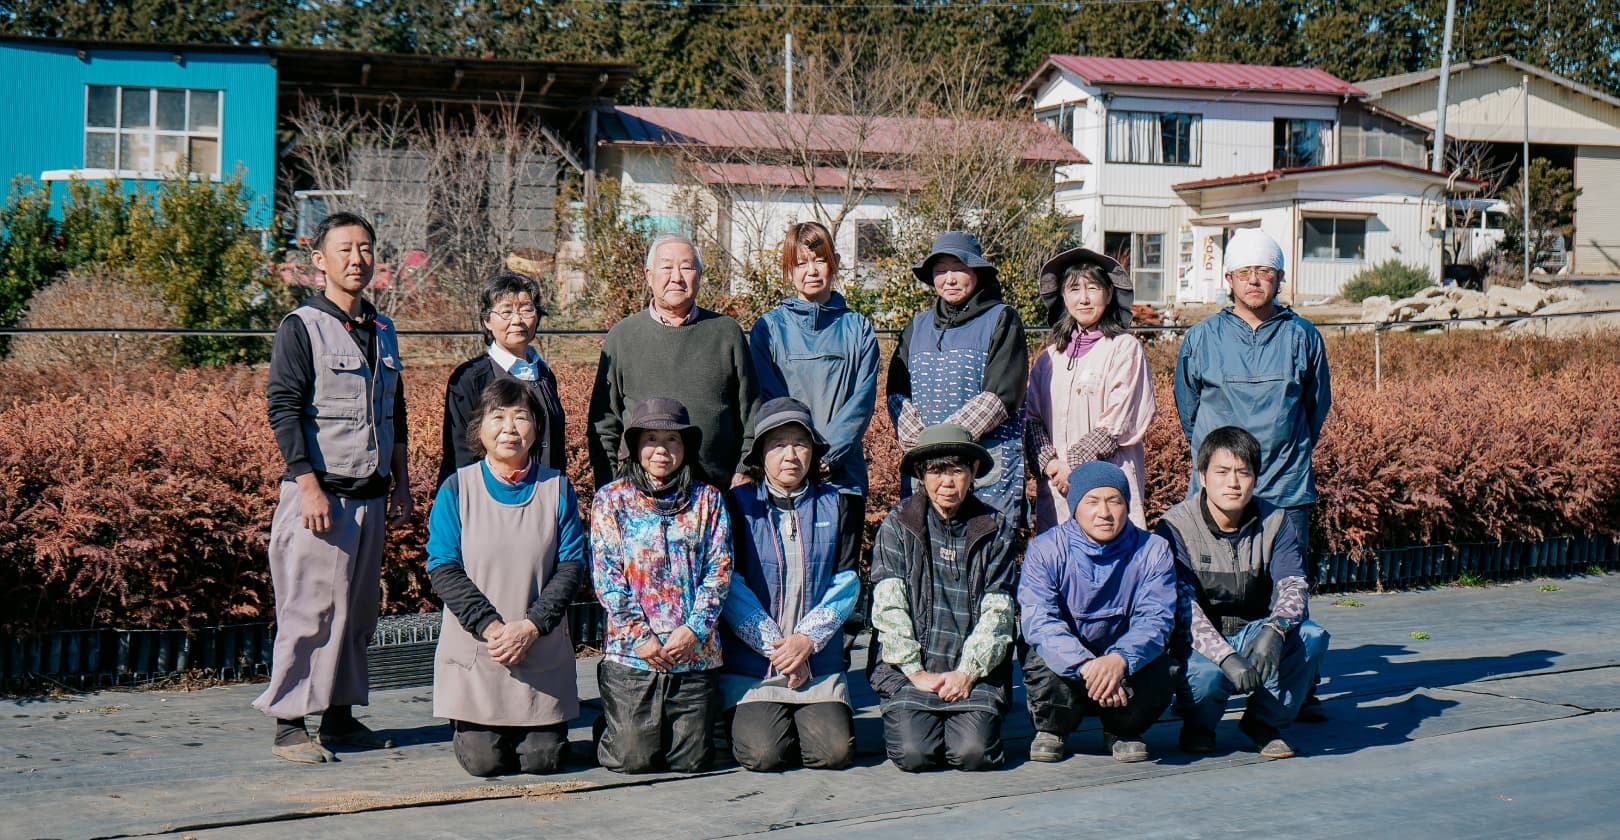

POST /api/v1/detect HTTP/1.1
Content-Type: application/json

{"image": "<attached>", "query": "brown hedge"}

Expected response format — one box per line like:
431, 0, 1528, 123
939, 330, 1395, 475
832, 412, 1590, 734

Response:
2, 331, 1616, 634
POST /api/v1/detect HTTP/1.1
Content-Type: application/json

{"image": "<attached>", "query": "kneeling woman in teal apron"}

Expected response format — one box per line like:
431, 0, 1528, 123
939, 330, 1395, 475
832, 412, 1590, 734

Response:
426, 378, 585, 776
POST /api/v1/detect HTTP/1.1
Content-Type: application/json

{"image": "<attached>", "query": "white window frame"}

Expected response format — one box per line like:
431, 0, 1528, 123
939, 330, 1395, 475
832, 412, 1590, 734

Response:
1105, 230, 1167, 302
1105, 110, 1202, 166
1274, 117, 1334, 169
82, 85, 224, 179
1302, 216, 1367, 262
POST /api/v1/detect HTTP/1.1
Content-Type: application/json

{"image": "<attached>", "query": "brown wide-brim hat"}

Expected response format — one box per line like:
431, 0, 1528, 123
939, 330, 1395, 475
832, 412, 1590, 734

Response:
1037, 246, 1134, 329
617, 397, 703, 462
899, 423, 993, 479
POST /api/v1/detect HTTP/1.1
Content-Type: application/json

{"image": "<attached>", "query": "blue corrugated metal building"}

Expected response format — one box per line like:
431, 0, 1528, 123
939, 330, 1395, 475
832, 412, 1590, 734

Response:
0, 36, 277, 225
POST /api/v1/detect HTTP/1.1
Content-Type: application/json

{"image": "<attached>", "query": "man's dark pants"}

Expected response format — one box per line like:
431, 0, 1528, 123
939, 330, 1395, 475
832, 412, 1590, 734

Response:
1022, 647, 1174, 741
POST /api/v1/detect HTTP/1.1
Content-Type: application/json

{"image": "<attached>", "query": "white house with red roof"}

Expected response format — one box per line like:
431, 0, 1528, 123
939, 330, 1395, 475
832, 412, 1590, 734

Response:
1017, 55, 1472, 304
592, 105, 1084, 286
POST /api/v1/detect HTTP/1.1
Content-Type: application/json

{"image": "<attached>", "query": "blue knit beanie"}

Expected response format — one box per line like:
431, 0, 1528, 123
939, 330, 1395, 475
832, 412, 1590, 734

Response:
1066, 461, 1131, 513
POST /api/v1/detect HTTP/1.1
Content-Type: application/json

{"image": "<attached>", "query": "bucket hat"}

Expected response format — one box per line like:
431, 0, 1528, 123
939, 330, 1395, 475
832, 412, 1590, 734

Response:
899, 423, 993, 478
912, 231, 999, 287
742, 397, 828, 467
1038, 246, 1134, 329
617, 397, 703, 463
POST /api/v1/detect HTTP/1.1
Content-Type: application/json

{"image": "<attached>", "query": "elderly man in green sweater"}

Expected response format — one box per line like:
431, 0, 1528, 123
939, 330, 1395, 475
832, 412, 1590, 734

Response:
589, 233, 761, 489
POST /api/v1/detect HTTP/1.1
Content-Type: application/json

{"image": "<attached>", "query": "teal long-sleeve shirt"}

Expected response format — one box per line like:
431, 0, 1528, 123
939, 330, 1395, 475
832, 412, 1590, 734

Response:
425, 461, 587, 637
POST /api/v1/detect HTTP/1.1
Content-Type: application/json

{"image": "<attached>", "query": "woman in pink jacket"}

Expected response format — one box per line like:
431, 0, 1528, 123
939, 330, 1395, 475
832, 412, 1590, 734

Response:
1024, 247, 1157, 533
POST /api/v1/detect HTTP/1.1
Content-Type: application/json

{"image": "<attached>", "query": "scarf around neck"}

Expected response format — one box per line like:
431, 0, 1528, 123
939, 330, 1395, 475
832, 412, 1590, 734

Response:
1064, 519, 1145, 569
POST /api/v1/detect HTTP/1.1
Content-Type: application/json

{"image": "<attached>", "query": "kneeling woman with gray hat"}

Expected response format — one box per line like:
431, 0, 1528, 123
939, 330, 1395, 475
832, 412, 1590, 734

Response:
868, 423, 1018, 772
590, 397, 734, 773
719, 398, 863, 772
1024, 247, 1156, 533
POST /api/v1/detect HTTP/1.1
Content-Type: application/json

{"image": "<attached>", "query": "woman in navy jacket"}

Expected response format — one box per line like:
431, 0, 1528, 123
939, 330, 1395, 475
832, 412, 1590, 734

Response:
719, 398, 862, 771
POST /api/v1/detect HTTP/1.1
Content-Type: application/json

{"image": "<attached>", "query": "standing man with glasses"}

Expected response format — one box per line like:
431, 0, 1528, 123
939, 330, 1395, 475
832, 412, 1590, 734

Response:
1173, 228, 1332, 720
258, 212, 413, 762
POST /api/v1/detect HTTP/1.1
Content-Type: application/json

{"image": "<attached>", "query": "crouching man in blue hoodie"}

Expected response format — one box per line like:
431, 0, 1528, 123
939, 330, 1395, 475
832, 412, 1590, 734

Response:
1019, 461, 1178, 763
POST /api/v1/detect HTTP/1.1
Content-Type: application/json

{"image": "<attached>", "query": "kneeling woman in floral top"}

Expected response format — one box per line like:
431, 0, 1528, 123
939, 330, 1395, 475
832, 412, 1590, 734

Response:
720, 397, 862, 772
591, 397, 733, 773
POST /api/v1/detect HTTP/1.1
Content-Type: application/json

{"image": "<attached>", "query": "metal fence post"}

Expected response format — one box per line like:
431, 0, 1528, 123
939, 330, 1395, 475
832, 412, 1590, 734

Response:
1374, 325, 1383, 392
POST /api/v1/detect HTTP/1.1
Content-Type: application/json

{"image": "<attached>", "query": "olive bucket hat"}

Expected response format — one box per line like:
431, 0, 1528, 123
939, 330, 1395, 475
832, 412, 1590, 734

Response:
899, 423, 994, 479
912, 230, 999, 287
1037, 246, 1134, 329
617, 397, 703, 463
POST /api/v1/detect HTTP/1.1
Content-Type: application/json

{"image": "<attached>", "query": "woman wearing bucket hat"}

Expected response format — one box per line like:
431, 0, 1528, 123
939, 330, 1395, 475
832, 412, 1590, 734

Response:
718, 398, 863, 772
886, 231, 1029, 517
749, 221, 880, 504
590, 397, 734, 773
1024, 247, 1157, 533
868, 424, 1018, 772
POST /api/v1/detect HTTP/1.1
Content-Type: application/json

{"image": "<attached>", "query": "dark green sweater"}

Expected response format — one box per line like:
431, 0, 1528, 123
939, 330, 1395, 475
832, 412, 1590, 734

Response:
588, 308, 760, 488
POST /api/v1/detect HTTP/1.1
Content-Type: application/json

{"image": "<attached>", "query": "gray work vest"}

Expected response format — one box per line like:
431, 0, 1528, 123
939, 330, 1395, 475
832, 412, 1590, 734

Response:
1161, 496, 1288, 632
290, 307, 401, 480
432, 463, 579, 726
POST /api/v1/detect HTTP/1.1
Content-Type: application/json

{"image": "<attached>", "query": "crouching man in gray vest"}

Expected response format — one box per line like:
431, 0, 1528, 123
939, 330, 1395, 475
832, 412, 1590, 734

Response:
256, 212, 414, 763
1156, 426, 1329, 760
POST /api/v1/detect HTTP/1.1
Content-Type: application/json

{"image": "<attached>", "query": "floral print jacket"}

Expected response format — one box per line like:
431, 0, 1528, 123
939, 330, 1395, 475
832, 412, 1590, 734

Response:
590, 478, 733, 671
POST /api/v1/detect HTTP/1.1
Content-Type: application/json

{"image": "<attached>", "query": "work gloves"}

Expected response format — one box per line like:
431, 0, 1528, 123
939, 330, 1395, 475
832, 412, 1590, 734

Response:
1241, 619, 1289, 684
1219, 652, 1263, 694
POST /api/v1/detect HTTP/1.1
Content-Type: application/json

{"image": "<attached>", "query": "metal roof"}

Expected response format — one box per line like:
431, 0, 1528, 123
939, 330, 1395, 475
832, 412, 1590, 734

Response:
599, 106, 1087, 164
1173, 159, 1484, 192
1358, 55, 1620, 112
0, 34, 635, 106
691, 163, 923, 191
1019, 55, 1363, 99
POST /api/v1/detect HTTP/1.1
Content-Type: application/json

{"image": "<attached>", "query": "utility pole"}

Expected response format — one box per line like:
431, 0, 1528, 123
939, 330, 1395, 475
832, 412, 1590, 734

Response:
1522, 73, 1531, 283
784, 32, 794, 113
1432, 0, 1457, 171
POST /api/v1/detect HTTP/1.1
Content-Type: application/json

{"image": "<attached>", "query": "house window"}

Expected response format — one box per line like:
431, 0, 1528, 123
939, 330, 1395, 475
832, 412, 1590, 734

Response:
1303, 217, 1366, 261
84, 86, 222, 176
1036, 106, 1077, 145
1106, 111, 1201, 165
855, 220, 892, 267
1105, 230, 1166, 302
1274, 118, 1333, 169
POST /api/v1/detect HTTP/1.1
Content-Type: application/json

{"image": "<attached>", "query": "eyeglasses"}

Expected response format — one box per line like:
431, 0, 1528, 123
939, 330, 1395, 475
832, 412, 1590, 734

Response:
1230, 268, 1279, 282
489, 306, 540, 321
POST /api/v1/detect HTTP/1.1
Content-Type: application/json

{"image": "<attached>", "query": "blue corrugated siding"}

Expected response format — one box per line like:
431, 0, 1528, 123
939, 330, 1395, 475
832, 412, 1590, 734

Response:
0, 41, 276, 225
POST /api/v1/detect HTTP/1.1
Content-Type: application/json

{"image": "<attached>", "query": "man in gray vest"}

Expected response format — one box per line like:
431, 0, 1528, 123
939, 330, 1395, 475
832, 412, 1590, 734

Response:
1156, 426, 1328, 760
257, 212, 414, 763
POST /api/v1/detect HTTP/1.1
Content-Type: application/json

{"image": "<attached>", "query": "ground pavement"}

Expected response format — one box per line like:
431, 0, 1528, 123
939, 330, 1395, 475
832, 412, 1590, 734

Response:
6, 575, 1618, 839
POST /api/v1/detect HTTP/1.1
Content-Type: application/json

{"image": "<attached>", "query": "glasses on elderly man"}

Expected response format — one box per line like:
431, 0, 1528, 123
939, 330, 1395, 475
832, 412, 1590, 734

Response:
489, 305, 540, 321
1230, 267, 1280, 282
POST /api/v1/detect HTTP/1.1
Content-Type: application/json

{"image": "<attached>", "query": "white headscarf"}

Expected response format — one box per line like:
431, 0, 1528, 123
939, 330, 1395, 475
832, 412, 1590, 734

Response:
1223, 229, 1286, 282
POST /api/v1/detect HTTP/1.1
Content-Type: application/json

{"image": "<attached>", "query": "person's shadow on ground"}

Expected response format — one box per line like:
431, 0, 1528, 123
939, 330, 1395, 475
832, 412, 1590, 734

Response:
1288, 643, 1561, 756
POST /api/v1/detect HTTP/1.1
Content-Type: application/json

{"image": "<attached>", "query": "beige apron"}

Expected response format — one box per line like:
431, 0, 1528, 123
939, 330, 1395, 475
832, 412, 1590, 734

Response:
433, 463, 579, 726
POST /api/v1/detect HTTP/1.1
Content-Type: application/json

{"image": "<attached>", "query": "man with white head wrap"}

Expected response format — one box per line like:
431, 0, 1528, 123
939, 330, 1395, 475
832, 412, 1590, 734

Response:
1171, 228, 1332, 721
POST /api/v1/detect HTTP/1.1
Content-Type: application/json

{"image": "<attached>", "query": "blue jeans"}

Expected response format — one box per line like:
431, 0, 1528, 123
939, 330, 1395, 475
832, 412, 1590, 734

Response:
1184, 619, 1329, 732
